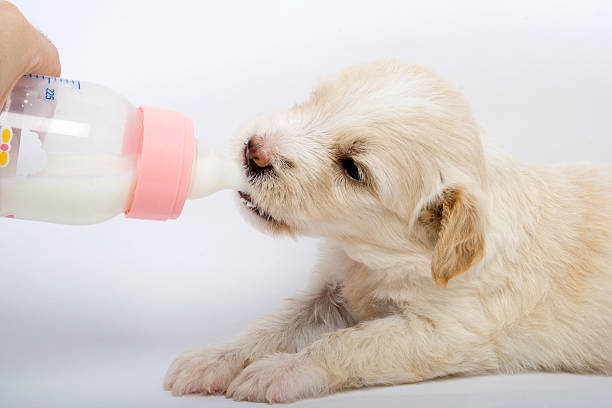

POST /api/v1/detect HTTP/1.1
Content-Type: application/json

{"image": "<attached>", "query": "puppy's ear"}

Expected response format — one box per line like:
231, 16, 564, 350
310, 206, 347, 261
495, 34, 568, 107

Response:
421, 187, 486, 288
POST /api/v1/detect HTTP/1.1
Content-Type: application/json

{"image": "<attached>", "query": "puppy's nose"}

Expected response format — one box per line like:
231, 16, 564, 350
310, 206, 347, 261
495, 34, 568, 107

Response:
245, 136, 270, 169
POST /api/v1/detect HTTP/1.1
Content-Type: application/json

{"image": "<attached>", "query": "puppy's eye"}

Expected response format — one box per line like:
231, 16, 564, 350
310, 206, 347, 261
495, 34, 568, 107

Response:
341, 158, 361, 181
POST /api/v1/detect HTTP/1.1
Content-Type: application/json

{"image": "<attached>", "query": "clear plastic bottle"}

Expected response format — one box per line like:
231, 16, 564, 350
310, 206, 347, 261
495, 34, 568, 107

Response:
0, 74, 244, 225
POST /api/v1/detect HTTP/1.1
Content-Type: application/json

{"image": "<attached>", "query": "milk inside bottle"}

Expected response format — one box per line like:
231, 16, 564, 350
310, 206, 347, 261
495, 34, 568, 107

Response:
0, 75, 244, 225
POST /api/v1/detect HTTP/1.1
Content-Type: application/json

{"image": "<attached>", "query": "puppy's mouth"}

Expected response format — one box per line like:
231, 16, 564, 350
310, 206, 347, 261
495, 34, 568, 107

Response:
238, 191, 281, 225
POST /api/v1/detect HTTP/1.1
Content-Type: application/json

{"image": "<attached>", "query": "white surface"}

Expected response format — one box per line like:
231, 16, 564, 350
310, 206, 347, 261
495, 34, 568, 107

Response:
2, 1, 612, 407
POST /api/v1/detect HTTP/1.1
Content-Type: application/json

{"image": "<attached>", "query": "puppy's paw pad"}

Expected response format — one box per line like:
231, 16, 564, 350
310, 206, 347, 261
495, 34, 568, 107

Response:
164, 347, 242, 396
226, 353, 328, 403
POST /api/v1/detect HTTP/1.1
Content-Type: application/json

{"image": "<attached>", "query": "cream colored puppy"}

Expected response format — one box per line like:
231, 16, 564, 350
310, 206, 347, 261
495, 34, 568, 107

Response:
164, 59, 612, 403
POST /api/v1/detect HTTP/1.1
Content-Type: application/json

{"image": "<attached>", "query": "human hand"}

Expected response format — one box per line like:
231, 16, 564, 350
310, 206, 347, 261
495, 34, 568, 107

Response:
0, 1, 61, 108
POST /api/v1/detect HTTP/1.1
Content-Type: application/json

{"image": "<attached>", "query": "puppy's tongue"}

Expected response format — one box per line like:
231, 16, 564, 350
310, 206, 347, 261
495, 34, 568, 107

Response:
187, 139, 248, 200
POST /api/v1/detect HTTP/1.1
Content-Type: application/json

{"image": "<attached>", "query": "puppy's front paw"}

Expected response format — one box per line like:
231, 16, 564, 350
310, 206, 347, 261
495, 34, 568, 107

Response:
226, 353, 330, 403
164, 347, 244, 396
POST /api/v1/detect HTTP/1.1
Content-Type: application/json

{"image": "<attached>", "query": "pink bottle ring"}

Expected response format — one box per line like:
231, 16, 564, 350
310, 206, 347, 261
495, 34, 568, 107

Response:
125, 105, 195, 221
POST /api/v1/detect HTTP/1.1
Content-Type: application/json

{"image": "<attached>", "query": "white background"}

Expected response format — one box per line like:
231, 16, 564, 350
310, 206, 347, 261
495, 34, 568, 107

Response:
2, 1, 612, 407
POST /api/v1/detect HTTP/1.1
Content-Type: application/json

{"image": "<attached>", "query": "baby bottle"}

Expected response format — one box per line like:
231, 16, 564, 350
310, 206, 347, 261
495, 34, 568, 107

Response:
0, 74, 244, 225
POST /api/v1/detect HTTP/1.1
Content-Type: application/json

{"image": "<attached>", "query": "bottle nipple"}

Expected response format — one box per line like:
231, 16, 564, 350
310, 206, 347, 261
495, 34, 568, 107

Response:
187, 139, 247, 200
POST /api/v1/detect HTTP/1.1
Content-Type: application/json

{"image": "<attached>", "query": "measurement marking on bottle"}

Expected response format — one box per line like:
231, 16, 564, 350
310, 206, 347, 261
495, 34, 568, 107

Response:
25, 74, 81, 91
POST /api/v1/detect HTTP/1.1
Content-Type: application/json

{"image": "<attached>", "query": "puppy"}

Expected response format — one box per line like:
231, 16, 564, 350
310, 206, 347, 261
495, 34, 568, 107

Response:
164, 59, 612, 403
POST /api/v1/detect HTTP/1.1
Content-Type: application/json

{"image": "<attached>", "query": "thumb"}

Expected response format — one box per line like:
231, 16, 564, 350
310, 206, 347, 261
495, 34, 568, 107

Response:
0, 29, 61, 109
28, 28, 61, 77
0, 2, 61, 108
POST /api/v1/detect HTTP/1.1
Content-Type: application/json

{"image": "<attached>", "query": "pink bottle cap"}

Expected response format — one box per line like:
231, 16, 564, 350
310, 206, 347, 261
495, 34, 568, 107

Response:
125, 105, 195, 221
